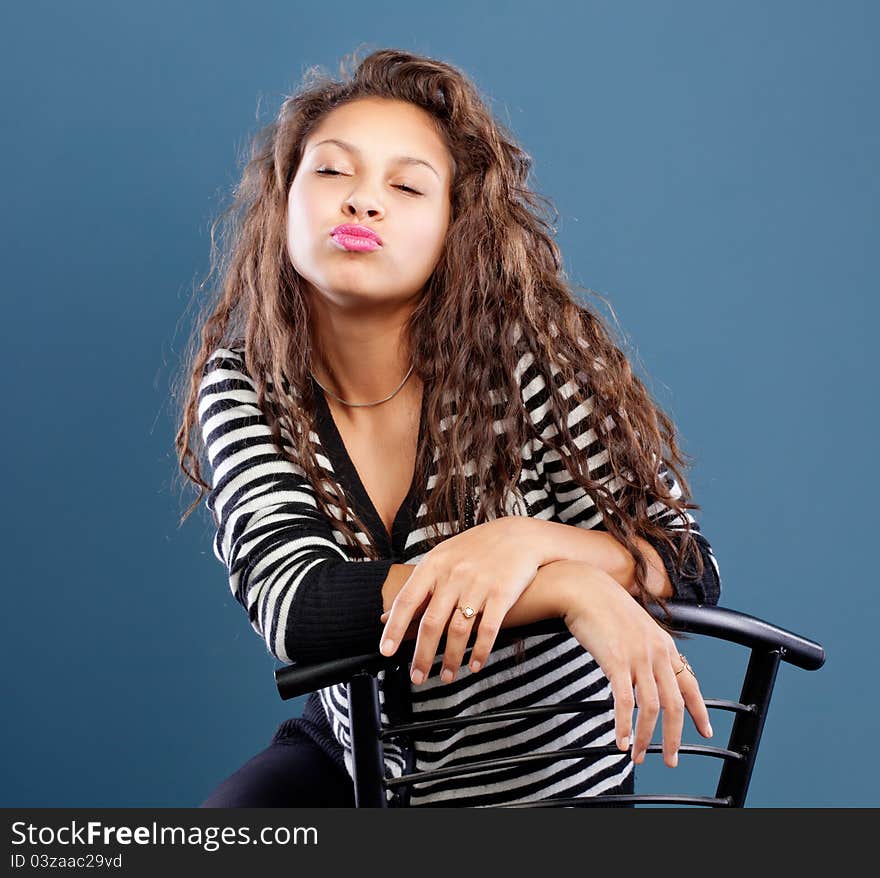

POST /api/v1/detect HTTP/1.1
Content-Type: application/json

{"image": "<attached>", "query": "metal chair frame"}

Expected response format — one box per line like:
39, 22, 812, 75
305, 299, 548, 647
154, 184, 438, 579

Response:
275, 601, 825, 808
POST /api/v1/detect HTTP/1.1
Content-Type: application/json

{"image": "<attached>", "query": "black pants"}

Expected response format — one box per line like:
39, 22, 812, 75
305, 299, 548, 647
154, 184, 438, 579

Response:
199, 718, 635, 808
198, 721, 356, 808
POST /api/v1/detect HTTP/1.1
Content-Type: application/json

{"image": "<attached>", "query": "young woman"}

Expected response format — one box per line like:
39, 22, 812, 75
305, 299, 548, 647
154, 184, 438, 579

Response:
176, 47, 721, 808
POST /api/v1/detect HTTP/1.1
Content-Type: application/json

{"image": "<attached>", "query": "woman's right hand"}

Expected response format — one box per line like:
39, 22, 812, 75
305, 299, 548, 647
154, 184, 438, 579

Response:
558, 562, 714, 768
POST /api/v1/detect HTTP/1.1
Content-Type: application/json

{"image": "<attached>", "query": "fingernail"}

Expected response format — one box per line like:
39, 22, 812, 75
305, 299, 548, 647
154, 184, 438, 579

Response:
411, 668, 424, 685
381, 638, 395, 655
707, 723, 714, 737
441, 668, 453, 683
620, 735, 629, 750
470, 660, 481, 672
671, 752, 678, 767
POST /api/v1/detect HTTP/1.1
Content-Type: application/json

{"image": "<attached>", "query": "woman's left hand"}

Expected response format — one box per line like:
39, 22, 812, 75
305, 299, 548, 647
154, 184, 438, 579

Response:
378, 517, 543, 686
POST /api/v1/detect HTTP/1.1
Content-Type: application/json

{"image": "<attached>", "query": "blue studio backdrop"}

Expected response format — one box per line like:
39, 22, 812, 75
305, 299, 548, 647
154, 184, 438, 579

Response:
1, 0, 875, 806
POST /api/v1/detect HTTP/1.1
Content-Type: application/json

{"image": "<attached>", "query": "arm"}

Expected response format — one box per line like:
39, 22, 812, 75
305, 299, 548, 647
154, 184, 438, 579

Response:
199, 348, 395, 664
516, 343, 722, 605
379, 523, 675, 604
523, 521, 675, 599
530, 467, 723, 605
382, 558, 576, 643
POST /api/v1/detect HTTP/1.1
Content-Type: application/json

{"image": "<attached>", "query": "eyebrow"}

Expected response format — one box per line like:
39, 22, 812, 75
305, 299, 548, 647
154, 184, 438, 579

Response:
310, 138, 441, 181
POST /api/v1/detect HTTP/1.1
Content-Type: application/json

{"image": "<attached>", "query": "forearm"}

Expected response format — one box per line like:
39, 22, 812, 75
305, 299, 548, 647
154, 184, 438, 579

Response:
525, 519, 673, 600
496, 558, 581, 627
382, 559, 577, 642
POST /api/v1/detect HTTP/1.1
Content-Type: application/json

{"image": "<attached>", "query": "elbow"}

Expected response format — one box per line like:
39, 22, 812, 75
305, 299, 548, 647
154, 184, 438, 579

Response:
666, 537, 722, 606
678, 551, 722, 606
698, 540, 722, 606
703, 560, 722, 607
252, 555, 391, 666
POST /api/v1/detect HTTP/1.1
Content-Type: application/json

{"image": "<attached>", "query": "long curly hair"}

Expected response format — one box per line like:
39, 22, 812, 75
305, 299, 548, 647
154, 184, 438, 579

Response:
173, 45, 707, 637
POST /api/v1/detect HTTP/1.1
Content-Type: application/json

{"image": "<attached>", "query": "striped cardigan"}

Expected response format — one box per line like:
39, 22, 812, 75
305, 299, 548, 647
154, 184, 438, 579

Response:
197, 338, 721, 806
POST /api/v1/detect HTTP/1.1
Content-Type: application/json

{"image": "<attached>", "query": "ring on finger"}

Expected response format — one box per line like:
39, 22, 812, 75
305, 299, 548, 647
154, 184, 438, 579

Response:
674, 653, 696, 677
440, 603, 478, 683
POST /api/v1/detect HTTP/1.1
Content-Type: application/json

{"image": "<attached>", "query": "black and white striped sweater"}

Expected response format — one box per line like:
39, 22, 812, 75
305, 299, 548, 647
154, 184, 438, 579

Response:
197, 338, 721, 807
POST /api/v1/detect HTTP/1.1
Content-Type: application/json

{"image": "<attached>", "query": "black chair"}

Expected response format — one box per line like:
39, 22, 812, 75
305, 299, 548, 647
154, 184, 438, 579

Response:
274, 601, 825, 807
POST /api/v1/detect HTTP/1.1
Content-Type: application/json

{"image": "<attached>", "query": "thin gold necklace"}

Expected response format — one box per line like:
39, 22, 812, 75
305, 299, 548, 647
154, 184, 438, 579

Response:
310, 363, 415, 407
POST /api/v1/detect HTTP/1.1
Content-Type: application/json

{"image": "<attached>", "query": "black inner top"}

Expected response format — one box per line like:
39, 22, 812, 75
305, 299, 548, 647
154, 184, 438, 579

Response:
310, 373, 427, 561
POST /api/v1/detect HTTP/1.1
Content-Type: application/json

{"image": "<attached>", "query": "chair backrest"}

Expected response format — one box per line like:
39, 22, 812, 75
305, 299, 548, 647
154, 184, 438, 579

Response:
274, 601, 825, 807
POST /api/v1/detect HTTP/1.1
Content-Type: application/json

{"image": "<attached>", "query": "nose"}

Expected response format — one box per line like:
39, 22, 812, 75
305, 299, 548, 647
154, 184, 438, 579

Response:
344, 202, 382, 221
343, 190, 384, 221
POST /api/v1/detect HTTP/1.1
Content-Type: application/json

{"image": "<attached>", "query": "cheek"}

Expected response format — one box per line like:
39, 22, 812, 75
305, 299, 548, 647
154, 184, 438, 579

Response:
287, 180, 313, 226
285, 183, 324, 253
406, 206, 448, 250
391, 216, 448, 282
285, 185, 317, 268
412, 213, 450, 265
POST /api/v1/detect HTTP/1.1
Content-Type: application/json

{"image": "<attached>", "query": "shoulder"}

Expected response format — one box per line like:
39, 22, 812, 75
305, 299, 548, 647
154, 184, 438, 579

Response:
199, 345, 255, 394
511, 322, 546, 400
201, 344, 248, 376
197, 346, 258, 433
512, 326, 596, 413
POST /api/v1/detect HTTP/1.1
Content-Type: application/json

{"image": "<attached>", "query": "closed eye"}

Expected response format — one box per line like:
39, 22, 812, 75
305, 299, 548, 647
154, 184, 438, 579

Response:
315, 168, 422, 196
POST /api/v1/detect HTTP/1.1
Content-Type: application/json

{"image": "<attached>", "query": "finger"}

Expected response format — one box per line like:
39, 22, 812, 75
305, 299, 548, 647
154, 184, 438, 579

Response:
440, 596, 483, 683
380, 568, 435, 657
466, 597, 506, 674
607, 669, 635, 753
679, 663, 714, 739
409, 587, 461, 685
632, 667, 660, 765
655, 654, 685, 768
470, 599, 502, 672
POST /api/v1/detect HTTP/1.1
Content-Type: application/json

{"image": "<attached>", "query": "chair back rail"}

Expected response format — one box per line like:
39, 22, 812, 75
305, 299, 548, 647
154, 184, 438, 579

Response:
269, 602, 826, 807
274, 603, 825, 699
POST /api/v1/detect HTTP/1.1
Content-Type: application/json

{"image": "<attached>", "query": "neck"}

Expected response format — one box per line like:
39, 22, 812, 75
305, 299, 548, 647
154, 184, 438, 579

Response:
309, 301, 417, 404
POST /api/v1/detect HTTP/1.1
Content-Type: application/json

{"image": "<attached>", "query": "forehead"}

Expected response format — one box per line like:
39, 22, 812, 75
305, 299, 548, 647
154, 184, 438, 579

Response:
305, 99, 450, 175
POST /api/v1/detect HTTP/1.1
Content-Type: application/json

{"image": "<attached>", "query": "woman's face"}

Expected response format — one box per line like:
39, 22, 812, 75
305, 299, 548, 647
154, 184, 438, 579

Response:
286, 97, 454, 311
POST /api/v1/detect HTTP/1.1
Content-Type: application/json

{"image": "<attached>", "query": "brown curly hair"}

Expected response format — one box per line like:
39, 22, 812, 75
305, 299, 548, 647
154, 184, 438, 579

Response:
173, 45, 707, 639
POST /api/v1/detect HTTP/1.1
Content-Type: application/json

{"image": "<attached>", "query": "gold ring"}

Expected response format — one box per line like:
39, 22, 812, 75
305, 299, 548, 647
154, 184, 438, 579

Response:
674, 653, 695, 677
459, 605, 476, 619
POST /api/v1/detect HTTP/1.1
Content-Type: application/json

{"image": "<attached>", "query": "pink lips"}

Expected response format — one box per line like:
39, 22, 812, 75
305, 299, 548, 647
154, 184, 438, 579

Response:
330, 223, 383, 252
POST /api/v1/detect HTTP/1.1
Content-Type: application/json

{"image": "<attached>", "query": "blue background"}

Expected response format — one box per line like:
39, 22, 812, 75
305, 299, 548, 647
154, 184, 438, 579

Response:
1, 0, 875, 807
